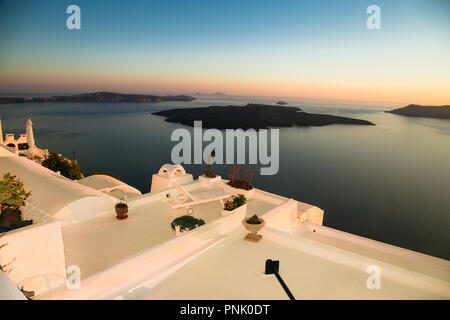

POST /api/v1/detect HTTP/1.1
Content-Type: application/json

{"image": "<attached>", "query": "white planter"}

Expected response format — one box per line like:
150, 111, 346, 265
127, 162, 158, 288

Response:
221, 203, 247, 217
223, 183, 255, 200
174, 225, 196, 237
199, 175, 222, 188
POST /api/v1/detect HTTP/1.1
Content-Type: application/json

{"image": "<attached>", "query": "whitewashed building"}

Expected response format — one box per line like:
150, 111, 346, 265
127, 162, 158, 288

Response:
0, 117, 48, 162
0, 144, 449, 300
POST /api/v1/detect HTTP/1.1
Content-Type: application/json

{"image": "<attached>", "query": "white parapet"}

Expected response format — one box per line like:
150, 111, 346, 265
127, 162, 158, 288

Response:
253, 188, 324, 232
0, 203, 67, 297
262, 198, 299, 232
297, 201, 324, 226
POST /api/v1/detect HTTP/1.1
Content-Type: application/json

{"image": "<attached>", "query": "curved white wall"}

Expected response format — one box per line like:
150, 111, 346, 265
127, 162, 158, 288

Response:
0, 154, 116, 225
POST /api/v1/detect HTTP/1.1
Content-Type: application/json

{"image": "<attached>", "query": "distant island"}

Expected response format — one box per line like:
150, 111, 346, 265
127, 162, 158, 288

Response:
386, 104, 450, 119
192, 92, 225, 96
153, 104, 375, 129
276, 101, 288, 105
0, 92, 195, 104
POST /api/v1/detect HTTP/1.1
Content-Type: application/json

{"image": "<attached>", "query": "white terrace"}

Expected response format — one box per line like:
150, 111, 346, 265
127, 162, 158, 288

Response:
0, 145, 449, 300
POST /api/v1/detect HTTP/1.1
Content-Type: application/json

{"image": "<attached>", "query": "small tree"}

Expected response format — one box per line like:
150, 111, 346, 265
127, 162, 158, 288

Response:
0, 173, 31, 211
42, 152, 83, 180
0, 174, 33, 233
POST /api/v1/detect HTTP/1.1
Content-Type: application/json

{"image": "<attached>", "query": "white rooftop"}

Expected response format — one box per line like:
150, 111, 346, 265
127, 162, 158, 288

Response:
118, 227, 449, 300
38, 180, 449, 300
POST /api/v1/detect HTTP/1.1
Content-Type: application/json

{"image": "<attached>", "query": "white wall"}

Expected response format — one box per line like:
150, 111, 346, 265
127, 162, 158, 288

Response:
0, 203, 67, 297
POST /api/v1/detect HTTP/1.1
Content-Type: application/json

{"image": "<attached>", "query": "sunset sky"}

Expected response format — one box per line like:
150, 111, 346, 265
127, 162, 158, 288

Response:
0, 0, 449, 104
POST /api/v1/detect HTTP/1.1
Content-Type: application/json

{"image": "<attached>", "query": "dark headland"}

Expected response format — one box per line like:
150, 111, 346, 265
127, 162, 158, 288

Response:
153, 104, 375, 129
386, 104, 450, 119
0, 92, 195, 104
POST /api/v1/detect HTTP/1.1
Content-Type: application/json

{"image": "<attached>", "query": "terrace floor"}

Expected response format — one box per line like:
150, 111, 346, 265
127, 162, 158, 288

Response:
117, 227, 450, 300
61, 183, 281, 280
38, 182, 449, 300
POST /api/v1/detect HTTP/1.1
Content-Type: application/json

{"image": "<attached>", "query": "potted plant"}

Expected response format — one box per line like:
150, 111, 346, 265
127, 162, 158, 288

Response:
199, 150, 222, 187
223, 166, 255, 199
115, 202, 128, 220
221, 194, 247, 216
204, 149, 216, 178
171, 215, 205, 236
0, 173, 33, 233
242, 214, 266, 242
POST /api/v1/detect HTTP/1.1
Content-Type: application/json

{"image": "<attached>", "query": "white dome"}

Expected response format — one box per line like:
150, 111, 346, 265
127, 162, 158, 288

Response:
78, 174, 142, 200
157, 164, 186, 177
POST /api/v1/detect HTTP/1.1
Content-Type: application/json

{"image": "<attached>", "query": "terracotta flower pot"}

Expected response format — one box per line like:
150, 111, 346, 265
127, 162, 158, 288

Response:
242, 217, 266, 242
115, 207, 128, 220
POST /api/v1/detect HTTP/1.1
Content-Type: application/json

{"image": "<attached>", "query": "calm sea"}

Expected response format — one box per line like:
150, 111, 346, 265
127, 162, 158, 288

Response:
1, 95, 449, 260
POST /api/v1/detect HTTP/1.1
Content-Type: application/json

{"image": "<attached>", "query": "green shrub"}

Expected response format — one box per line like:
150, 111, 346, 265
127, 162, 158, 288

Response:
42, 152, 83, 180
232, 194, 247, 208
171, 215, 205, 232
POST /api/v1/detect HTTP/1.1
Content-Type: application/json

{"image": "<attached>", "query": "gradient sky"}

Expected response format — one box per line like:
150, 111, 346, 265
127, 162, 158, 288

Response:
0, 0, 449, 104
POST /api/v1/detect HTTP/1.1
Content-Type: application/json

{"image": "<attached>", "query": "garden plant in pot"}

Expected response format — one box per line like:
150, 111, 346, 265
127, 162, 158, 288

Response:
0, 173, 33, 233
115, 202, 128, 220
204, 149, 217, 178
227, 166, 254, 190
222, 194, 247, 216
242, 214, 266, 242
171, 215, 205, 236
225, 166, 255, 199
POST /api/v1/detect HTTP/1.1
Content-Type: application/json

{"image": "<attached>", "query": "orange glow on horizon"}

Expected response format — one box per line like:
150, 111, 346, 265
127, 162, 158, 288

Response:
1, 70, 449, 106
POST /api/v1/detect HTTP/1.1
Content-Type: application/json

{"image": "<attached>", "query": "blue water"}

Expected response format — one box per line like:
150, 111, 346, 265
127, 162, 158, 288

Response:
1, 95, 449, 260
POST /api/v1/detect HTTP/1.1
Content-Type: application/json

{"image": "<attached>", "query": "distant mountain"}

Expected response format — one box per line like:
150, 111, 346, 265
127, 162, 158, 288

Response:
214, 92, 226, 96
0, 92, 195, 104
386, 104, 450, 119
276, 101, 288, 105
153, 104, 375, 129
